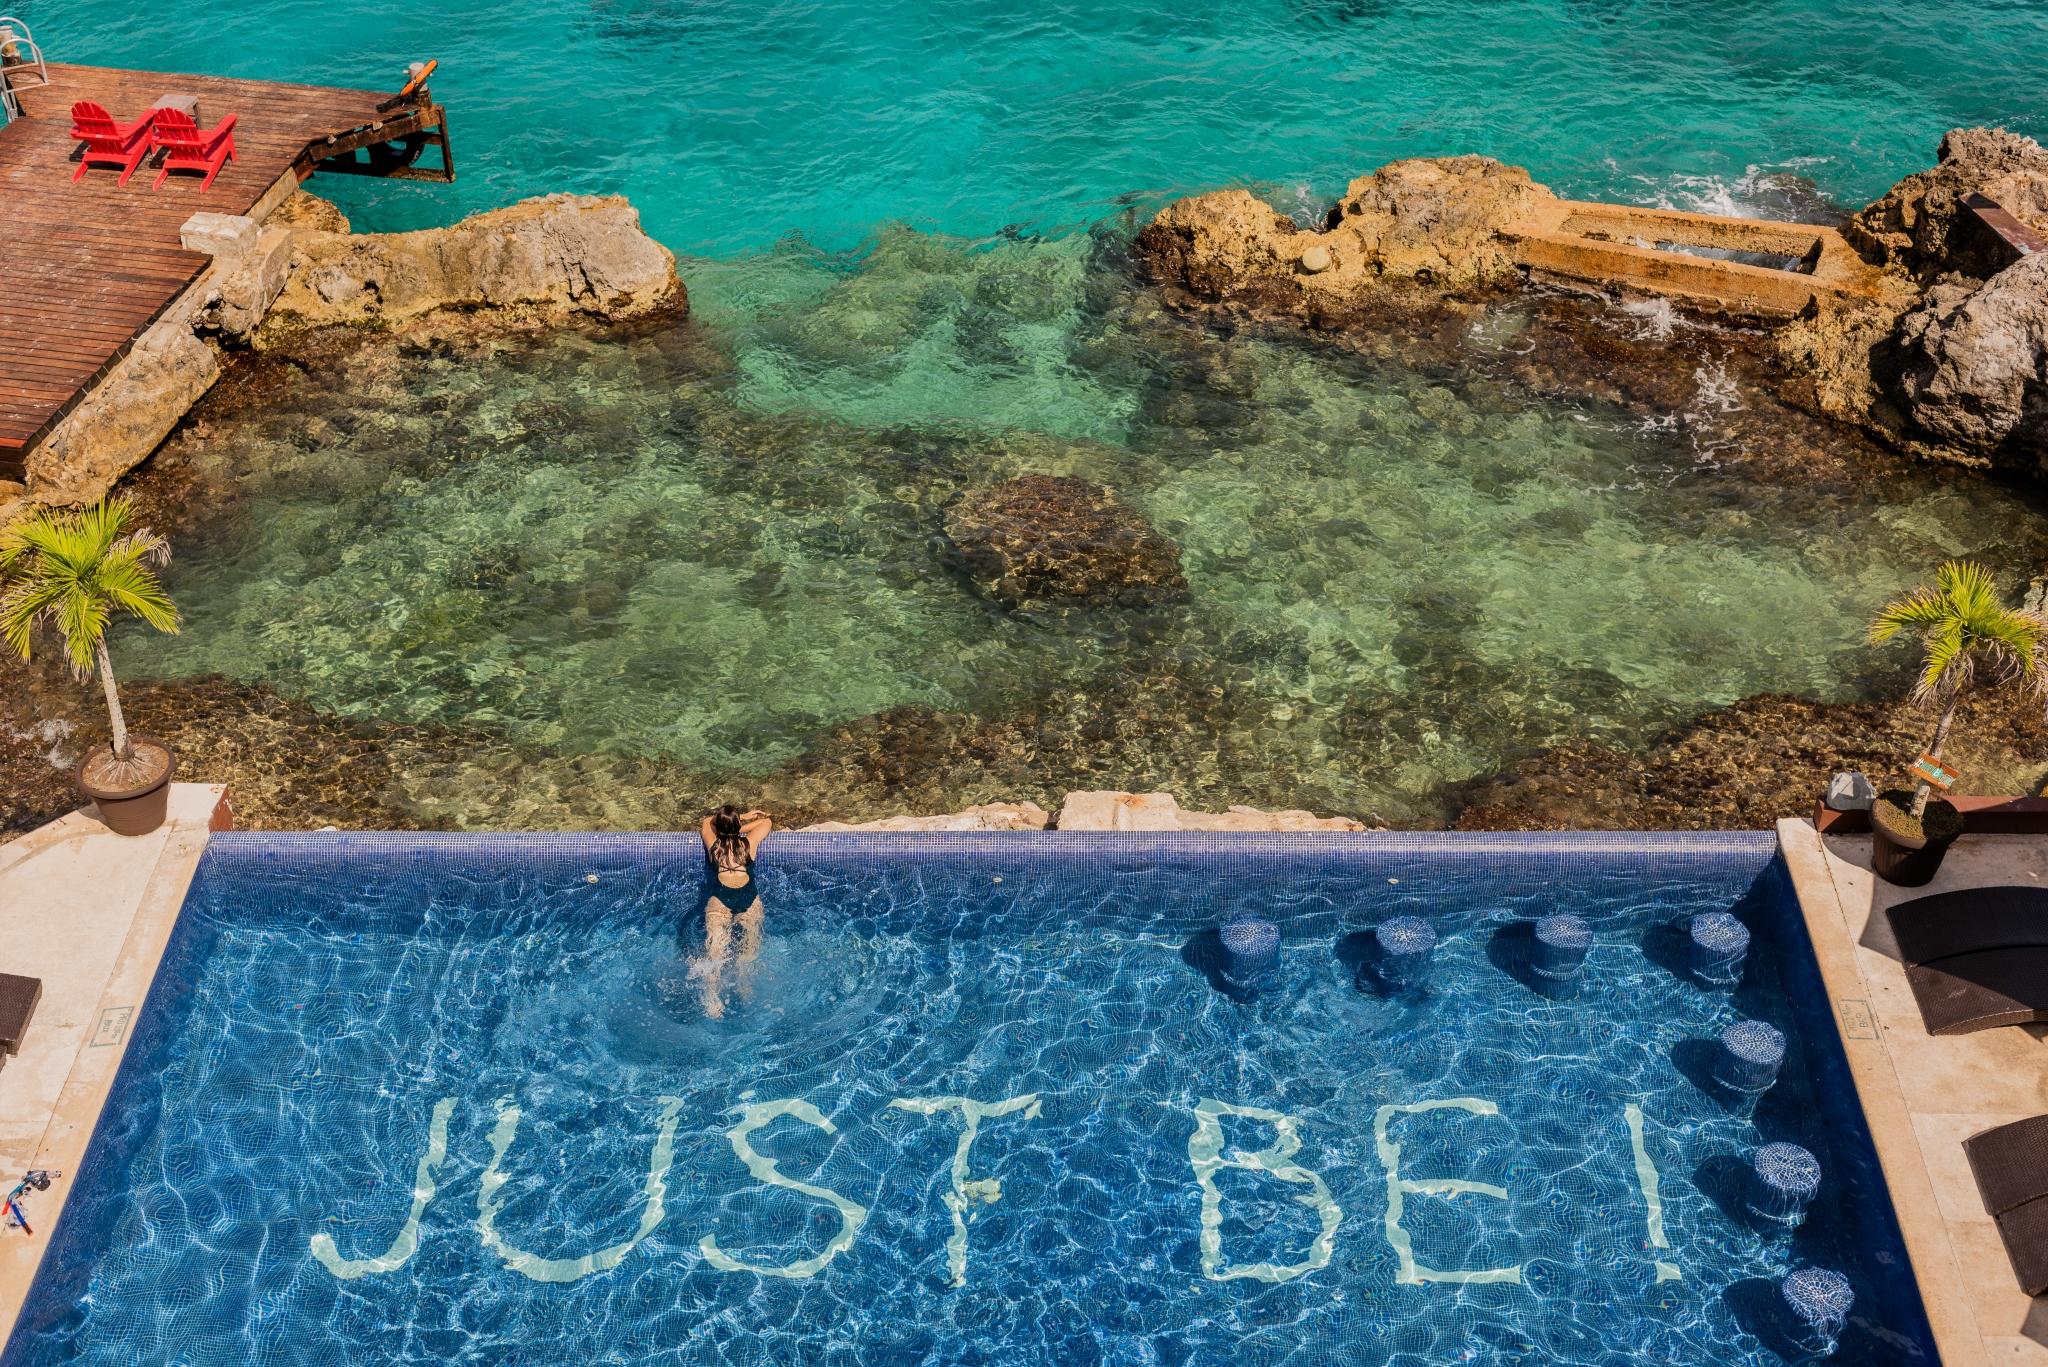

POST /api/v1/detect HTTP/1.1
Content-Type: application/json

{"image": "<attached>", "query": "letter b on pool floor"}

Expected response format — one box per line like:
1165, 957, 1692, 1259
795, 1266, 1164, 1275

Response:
1188, 1099, 1343, 1283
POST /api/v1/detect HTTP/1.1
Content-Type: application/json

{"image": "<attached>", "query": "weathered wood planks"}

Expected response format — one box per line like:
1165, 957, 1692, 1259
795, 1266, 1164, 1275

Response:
0, 63, 402, 477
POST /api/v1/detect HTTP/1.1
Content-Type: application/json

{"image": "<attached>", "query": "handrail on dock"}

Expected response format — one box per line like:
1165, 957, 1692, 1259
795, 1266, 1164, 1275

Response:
0, 15, 50, 122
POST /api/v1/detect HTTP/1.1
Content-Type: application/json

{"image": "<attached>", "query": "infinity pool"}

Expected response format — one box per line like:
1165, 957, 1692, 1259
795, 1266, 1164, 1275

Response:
5, 834, 1932, 1365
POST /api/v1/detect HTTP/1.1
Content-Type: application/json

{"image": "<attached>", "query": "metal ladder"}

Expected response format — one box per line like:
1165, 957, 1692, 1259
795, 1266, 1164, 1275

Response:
0, 16, 49, 123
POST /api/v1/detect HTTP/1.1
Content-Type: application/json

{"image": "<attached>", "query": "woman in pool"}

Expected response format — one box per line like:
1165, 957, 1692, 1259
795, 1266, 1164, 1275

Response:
698, 804, 772, 1018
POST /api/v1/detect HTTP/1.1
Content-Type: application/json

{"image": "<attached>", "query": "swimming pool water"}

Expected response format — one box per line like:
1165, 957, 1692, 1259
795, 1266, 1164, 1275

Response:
6, 834, 1934, 1365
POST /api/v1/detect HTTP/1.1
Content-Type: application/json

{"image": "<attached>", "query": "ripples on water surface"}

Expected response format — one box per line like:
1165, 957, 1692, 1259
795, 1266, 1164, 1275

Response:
9, 835, 1935, 1365
40, 0, 2048, 821
44, 0, 2048, 246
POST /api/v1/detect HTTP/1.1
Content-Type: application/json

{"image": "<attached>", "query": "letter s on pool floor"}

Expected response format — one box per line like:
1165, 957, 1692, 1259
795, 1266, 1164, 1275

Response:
700, 1098, 870, 1280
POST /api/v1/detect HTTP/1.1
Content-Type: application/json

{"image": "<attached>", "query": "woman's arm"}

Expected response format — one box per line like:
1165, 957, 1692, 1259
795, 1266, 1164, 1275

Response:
699, 814, 718, 852
742, 812, 774, 846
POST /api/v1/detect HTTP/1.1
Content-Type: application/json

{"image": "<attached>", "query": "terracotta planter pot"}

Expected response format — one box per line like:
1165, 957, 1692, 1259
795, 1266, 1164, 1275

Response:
1870, 801, 1960, 887
76, 736, 175, 837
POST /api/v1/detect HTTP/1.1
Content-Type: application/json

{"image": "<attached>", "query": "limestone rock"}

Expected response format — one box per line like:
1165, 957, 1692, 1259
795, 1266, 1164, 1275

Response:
799, 802, 1053, 832
1056, 790, 1370, 831
1846, 128, 2048, 281
193, 225, 295, 344
1330, 155, 1550, 286
1135, 155, 1553, 320
266, 193, 684, 332
1886, 251, 2048, 473
268, 189, 351, 235
26, 321, 221, 505
1771, 295, 1913, 433
942, 474, 1187, 610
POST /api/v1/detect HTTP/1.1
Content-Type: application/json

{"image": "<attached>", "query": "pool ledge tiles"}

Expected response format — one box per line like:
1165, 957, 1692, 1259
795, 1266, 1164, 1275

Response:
0, 784, 233, 1344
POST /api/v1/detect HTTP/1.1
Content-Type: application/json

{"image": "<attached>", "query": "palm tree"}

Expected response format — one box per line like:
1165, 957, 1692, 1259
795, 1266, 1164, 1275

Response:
1868, 560, 2048, 819
0, 498, 180, 779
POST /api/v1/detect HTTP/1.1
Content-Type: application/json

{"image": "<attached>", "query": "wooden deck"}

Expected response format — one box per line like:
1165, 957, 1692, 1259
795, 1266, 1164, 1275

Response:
0, 64, 434, 477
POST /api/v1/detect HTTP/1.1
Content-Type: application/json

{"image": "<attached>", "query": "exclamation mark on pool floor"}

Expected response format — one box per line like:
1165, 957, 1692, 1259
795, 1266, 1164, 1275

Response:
1624, 1102, 1682, 1283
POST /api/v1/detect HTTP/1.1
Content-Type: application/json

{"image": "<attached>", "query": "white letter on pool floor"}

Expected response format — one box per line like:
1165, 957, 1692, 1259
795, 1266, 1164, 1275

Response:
1187, 1098, 1343, 1283
475, 1094, 684, 1283
701, 1098, 870, 1280
311, 1096, 457, 1280
889, 1093, 1042, 1288
1373, 1098, 1522, 1286
1623, 1102, 1682, 1282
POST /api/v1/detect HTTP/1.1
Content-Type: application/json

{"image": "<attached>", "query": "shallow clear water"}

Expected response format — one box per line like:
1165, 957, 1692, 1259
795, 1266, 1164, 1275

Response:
6, 834, 1934, 1365
140, 297, 2048, 824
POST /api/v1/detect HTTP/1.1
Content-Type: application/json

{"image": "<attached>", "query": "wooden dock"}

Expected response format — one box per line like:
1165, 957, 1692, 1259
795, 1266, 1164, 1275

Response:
0, 63, 450, 479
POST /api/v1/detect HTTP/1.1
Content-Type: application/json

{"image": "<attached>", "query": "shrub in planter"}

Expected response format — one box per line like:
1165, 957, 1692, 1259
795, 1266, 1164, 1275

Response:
1868, 787, 1964, 887
0, 499, 182, 836
1865, 561, 2047, 886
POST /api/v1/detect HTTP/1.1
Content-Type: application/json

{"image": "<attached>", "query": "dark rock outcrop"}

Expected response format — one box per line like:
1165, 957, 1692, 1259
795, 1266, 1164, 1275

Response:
1885, 251, 2048, 475
1846, 128, 2048, 282
1772, 128, 2048, 476
1452, 689, 2048, 831
941, 475, 1187, 610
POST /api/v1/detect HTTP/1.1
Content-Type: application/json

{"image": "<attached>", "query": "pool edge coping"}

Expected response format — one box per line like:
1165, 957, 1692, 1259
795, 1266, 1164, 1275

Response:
0, 785, 230, 1350
1776, 815, 2043, 1367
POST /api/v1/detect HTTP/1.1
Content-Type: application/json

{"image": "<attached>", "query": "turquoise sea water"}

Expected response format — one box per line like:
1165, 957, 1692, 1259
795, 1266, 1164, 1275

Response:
27, 0, 2048, 249
25, 0, 2048, 824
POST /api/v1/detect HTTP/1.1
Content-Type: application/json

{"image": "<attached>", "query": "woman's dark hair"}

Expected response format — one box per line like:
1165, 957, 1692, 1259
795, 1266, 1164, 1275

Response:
710, 804, 749, 871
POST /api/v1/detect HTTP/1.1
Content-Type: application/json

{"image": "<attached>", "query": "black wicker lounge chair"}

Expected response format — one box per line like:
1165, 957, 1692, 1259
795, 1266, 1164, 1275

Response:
1963, 1115, 2048, 1296
1883, 886, 2048, 1036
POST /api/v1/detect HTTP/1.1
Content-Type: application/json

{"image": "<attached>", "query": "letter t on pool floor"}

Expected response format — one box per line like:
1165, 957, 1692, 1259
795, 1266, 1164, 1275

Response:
889, 1094, 1043, 1287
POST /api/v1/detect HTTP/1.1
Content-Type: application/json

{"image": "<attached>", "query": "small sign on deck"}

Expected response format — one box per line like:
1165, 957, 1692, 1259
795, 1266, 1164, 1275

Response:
1909, 754, 1959, 791
88, 1005, 132, 1048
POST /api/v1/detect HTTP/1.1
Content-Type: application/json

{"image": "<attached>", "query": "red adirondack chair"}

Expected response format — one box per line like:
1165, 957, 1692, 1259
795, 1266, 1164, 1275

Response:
69, 101, 154, 185
149, 108, 237, 191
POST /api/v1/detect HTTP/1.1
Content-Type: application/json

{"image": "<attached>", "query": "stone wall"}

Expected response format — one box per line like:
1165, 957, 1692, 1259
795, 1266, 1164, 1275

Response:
799, 791, 1373, 833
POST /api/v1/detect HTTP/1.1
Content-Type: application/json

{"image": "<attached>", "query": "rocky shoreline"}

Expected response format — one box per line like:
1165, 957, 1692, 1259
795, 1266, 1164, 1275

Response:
1136, 129, 2048, 483
8, 638, 2041, 838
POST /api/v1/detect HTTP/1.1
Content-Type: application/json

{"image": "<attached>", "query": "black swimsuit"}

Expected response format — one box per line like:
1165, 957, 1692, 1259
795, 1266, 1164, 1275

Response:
706, 851, 758, 909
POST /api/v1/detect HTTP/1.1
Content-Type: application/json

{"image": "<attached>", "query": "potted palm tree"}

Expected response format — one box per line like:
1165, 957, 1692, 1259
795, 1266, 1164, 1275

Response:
1865, 561, 2048, 886
0, 499, 182, 836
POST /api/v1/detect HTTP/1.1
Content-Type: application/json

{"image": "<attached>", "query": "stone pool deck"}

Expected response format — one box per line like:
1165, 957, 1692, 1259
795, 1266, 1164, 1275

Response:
1779, 817, 2048, 1367
0, 783, 229, 1336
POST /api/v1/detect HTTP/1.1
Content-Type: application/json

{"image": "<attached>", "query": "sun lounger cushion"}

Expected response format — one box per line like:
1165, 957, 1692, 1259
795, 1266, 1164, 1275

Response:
1885, 887, 2048, 1036
1886, 886, 2048, 963
1963, 1115, 2048, 1296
